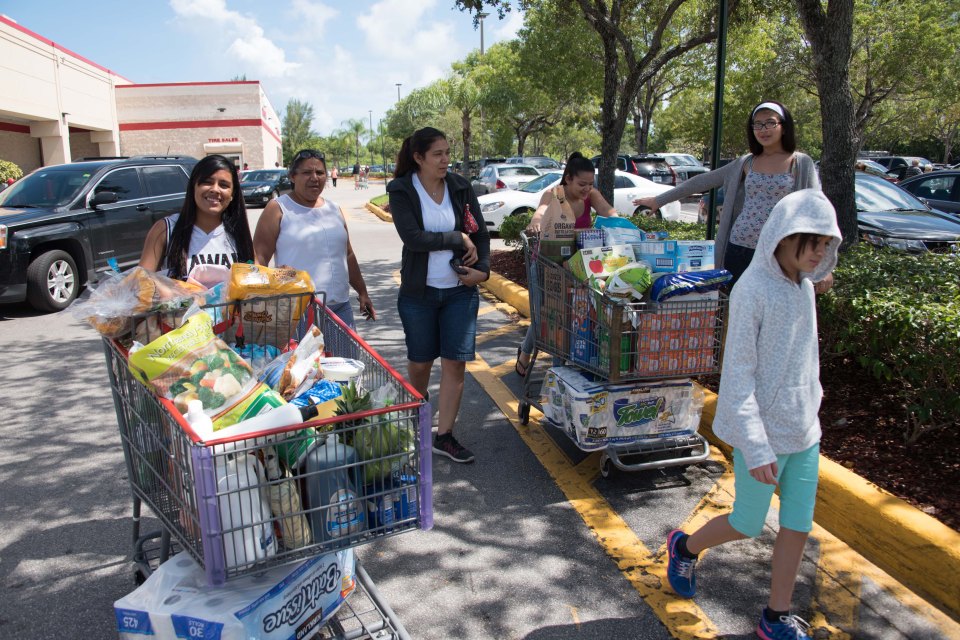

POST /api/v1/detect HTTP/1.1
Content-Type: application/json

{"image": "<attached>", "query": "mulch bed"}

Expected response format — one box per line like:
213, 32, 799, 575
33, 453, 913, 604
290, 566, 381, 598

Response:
489, 249, 959, 531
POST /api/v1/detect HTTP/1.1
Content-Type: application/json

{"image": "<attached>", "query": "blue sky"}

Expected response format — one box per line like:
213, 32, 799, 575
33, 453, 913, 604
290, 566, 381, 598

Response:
3, 0, 523, 134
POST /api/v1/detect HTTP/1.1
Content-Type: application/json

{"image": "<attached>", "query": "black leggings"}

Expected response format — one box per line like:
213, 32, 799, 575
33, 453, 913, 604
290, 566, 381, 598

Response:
723, 242, 755, 286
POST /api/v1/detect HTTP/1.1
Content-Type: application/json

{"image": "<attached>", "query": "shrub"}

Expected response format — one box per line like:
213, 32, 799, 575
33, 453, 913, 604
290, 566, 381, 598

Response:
498, 211, 533, 249
370, 193, 388, 207
818, 244, 960, 443
627, 215, 708, 241
0, 159, 23, 183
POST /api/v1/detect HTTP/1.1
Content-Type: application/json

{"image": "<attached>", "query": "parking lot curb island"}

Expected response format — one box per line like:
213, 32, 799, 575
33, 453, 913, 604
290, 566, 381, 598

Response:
365, 202, 392, 223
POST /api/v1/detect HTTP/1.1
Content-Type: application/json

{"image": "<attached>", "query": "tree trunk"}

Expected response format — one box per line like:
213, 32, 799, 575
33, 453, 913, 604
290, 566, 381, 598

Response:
633, 112, 644, 153
462, 110, 472, 169
517, 131, 527, 156
795, 0, 858, 250
596, 38, 624, 205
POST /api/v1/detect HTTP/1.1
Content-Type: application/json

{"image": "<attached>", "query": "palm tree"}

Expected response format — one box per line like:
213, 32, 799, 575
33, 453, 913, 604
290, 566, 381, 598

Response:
341, 119, 367, 166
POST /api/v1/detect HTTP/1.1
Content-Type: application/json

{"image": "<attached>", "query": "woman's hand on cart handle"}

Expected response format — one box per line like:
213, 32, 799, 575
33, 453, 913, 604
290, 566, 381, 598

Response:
632, 196, 660, 213
461, 233, 478, 266
525, 215, 542, 235
457, 266, 488, 287
358, 292, 377, 321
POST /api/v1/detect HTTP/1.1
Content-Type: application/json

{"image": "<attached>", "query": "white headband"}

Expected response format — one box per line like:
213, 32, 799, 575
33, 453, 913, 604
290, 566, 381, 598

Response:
752, 102, 785, 118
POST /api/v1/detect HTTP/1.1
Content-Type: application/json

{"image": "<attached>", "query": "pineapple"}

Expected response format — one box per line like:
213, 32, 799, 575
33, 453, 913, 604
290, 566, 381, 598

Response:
333, 381, 371, 446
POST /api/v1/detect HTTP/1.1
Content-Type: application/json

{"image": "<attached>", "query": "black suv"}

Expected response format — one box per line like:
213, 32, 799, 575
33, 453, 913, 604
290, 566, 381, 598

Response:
0, 155, 197, 311
240, 169, 293, 206
591, 154, 676, 186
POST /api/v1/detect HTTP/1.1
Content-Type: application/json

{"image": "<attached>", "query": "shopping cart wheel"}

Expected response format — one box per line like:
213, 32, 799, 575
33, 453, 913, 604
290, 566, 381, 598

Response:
599, 453, 616, 479
519, 402, 530, 425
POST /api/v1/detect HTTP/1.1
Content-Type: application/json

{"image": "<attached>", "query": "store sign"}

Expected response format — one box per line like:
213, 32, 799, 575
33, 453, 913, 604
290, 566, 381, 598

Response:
208, 137, 239, 143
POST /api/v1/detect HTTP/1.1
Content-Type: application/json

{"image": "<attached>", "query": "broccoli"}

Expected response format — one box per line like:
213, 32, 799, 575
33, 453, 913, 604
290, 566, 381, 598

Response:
190, 370, 207, 386
205, 353, 225, 370
198, 386, 226, 410
169, 378, 190, 396
229, 363, 251, 383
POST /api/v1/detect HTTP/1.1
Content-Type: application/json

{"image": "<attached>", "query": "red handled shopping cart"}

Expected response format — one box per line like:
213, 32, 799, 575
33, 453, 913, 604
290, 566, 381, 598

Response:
103, 292, 426, 638
518, 232, 729, 477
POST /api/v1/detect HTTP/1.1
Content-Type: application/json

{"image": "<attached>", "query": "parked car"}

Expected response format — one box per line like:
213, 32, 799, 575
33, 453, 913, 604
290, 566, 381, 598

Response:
856, 172, 960, 252
898, 170, 960, 215
857, 159, 899, 183
471, 163, 541, 196
660, 153, 710, 185
477, 169, 682, 232
0, 155, 197, 311
240, 169, 292, 206
591, 154, 676, 186
505, 156, 562, 170
872, 156, 934, 180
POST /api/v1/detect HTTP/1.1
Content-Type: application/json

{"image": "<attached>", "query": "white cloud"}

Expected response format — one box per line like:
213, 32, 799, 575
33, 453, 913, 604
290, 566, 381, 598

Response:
287, 0, 339, 42
169, 0, 299, 78
357, 0, 461, 70
490, 8, 524, 44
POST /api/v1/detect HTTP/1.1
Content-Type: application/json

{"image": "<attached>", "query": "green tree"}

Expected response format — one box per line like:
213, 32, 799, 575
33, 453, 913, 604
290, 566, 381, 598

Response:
281, 99, 315, 165
341, 118, 367, 166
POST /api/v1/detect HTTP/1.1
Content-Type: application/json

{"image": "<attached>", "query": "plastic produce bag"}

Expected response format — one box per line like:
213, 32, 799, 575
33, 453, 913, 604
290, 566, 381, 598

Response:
353, 383, 415, 484
71, 266, 200, 338
605, 262, 653, 302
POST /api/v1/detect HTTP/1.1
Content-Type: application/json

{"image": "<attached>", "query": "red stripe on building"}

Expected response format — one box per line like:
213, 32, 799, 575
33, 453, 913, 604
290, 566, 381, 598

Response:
120, 119, 262, 131
0, 15, 133, 84
116, 81, 259, 89
0, 122, 31, 134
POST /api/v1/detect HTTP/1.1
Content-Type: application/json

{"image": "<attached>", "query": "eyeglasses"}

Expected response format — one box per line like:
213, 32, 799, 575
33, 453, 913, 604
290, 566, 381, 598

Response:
293, 149, 325, 162
751, 120, 781, 131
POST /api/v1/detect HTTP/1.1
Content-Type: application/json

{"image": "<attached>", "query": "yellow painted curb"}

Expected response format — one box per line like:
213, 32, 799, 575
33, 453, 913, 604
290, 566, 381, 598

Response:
486, 268, 960, 619
481, 271, 529, 318
365, 201, 392, 222
698, 389, 960, 618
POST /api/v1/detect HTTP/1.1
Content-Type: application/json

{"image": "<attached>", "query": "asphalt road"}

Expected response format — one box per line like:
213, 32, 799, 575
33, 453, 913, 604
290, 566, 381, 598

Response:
0, 180, 953, 639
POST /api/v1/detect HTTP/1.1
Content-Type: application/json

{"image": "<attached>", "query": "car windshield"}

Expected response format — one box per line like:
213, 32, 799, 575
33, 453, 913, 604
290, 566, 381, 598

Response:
0, 168, 92, 208
529, 158, 558, 168
855, 174, 928, 212
500, 167, 540, 177
244, 170, 284, 182
518, 172, 561, 193
664, 155, 699, 167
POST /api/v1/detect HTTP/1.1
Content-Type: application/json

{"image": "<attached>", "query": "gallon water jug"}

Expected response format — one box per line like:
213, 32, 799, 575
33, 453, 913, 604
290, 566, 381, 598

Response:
303, 434, 366, 543
215, 453, 277, 569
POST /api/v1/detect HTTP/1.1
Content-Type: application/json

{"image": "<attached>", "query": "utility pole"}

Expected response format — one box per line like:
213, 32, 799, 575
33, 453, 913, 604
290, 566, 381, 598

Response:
478, 12, 488, 162
395, 83, 402, 103
369, 110, 375, 170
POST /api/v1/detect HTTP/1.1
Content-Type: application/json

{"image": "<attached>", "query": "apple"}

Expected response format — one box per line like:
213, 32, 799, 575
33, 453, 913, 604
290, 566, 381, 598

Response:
589, 258, 604, 273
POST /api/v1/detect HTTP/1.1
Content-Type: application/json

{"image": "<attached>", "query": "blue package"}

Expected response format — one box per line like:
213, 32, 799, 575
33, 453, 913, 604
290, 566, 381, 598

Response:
291, 378, 343, 408
650, 269, 732, 302
595, 216, 646, 245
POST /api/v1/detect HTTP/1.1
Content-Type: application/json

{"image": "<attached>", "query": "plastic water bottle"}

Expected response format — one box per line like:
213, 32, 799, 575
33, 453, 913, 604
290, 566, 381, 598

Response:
303, 434, 366, 543
215, 453, 277, 569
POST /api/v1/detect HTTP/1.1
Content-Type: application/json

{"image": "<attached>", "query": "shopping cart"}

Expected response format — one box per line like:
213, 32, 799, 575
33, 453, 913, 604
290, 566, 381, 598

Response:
517, 232, 728, 477
103, 292, 427, 636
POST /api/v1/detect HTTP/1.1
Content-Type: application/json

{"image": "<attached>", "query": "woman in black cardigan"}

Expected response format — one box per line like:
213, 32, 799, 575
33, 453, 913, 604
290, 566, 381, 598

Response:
387, 127, 490, 463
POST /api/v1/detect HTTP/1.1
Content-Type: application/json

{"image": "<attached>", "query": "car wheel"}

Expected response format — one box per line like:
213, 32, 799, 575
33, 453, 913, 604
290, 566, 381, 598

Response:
26, 249, 79, 312
633, 206, 662, 220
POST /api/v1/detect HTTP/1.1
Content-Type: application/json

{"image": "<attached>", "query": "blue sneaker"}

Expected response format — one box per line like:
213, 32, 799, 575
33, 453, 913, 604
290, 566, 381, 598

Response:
756, 613, 811, 639
666, 529, 698, 598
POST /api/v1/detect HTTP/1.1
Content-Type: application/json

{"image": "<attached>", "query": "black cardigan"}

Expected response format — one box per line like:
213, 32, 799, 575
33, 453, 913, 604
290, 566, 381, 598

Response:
386, 171, 490, 298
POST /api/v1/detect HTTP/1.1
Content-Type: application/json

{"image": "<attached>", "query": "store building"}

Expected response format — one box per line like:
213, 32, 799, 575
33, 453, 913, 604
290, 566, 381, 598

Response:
0, 15, 283, 174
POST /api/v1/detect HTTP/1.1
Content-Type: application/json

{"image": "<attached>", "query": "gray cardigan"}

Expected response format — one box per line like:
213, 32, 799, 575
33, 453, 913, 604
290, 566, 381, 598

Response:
653, 153, 820, 267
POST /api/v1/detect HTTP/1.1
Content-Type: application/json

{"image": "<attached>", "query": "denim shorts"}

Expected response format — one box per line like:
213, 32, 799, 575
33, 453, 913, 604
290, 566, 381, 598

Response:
397, 285, 479, 362
729, 443, 820, 538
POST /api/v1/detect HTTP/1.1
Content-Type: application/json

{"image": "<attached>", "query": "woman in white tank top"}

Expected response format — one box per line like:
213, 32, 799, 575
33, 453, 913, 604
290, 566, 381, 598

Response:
253, 149, 375, 328
139, 155, 254, 283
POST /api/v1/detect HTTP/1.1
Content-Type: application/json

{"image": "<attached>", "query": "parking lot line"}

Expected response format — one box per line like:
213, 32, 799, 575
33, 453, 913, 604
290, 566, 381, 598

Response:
465, 346, 725, 639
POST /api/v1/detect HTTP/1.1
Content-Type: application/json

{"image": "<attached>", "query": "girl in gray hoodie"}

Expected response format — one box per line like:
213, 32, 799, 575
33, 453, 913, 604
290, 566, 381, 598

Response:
665, 189, 841, 640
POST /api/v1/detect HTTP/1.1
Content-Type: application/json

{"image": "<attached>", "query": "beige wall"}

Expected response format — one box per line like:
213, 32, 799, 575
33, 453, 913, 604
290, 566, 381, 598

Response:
0, 130, 41, 173
119, 125, 262, 161
69, 130, 100, 161
0, 16, 124, 167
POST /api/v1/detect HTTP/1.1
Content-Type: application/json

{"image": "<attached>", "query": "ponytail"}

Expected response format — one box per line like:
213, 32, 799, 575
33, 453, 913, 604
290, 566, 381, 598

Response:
562, 151, 595, 185
394, 126, 447, 178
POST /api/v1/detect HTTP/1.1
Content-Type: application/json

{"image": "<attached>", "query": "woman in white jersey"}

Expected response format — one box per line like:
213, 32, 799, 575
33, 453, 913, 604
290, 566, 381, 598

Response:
139, 154, 254, 283
253, 149, 375, 328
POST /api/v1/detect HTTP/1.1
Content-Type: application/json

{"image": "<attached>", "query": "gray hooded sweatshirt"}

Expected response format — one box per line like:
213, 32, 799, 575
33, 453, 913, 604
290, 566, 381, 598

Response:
713, 189, 842, 470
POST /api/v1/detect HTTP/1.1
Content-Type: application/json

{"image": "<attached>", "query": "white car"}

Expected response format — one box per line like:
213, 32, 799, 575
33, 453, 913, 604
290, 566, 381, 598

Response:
478, 170, 682, 232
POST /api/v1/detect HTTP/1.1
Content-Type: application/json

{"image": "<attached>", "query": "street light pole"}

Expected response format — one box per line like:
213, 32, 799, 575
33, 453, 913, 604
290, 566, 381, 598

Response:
369, 110, 375, 171
478, 11, 489, 162
396, 83, 402, 103
379, 119, 387, 179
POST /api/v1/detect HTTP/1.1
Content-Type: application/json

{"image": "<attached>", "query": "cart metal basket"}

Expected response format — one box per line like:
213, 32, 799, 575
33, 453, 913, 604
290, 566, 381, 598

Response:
517, 232, 727, 475
104, 293, 432, 587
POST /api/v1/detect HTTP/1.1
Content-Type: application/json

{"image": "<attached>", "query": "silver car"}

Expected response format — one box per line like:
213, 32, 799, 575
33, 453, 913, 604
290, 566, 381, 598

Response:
660, 153, 709, 184
471, 163, 541, 196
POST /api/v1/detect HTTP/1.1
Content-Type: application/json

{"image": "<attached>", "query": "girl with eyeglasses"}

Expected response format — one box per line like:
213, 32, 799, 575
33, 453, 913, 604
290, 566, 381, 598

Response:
634, 101, 830, 290
253, 149, 376, 328
139, 154, 254, 285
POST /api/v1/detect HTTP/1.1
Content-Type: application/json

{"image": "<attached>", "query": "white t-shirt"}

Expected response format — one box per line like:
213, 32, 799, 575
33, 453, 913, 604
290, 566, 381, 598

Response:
274, 194, 351, 304
412, 173, 460, 289
163, 214, 239, 276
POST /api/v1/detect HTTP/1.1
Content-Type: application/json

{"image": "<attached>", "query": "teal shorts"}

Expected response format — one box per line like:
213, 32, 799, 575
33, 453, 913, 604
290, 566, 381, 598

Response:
729, 443, 820, 538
